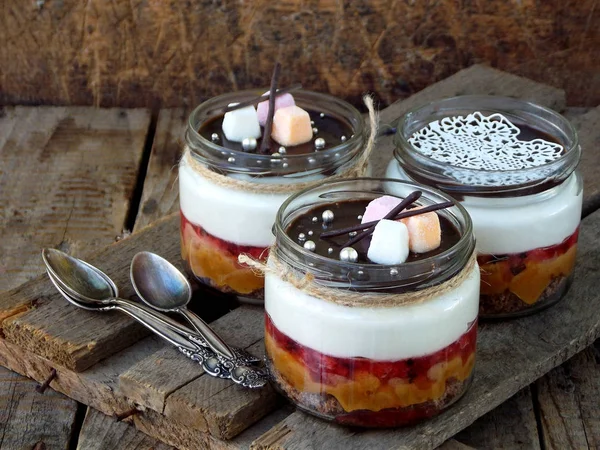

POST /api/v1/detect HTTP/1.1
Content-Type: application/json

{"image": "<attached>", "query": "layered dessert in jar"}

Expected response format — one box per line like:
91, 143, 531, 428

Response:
264, 178, 479, 427
180, 81, 369, 302
387, 96, 582, 318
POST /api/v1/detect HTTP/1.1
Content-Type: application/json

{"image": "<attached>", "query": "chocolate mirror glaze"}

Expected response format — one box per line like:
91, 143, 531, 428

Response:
404, 123, 565, 199
199, 110, 353, 156
286, 200, 460, 264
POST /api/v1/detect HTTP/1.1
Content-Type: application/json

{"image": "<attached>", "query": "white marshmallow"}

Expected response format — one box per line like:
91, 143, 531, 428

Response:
222, 103, 261, 142
367, 219, 409, 265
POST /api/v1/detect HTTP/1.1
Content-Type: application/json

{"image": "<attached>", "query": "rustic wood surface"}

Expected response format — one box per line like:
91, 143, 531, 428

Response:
76, 407, 174, 450
0, 366, 79, 450
1, 66, 600, 448
0, 106, 151, 292
1, 2, 599, 108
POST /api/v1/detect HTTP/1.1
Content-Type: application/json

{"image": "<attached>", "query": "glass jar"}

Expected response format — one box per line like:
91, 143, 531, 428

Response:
387, 95, 582, 318
265, 178, 479, 427
179, 90, 366, 302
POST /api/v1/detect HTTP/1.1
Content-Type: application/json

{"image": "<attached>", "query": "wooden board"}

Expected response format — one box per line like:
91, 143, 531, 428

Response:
249, 206, 600, 449
535, 340, 600, 449
76, 408, 174, 450
0, 366, 79, 449
0, 106, 151, 292
1, 3, 599, 108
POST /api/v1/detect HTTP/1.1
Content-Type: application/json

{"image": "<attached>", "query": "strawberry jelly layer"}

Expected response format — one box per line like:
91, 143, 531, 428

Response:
265, 313, 477, 426
478, 227, 578, 308
180, 211, 266, 296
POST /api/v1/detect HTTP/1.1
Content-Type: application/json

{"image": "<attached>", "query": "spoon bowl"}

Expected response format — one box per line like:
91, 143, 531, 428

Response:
42, 248, 118, 305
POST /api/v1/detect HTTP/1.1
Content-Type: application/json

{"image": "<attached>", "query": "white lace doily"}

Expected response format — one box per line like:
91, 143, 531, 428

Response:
408, 112, 564, 186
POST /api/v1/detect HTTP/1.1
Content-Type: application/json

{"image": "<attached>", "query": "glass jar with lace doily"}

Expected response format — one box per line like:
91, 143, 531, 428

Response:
386, 96, 582, 318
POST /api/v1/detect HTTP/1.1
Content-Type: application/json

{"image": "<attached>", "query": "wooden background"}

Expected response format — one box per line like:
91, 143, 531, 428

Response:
1, 0, 598, 109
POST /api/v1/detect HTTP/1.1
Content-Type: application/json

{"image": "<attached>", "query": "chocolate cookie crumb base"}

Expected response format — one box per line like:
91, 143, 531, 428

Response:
267, 359, 471, 427
479, 275, 572, 319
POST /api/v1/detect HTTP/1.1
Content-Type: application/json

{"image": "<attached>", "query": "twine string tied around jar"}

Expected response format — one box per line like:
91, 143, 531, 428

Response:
182, 95, 379, 194
238, 250, 477, 308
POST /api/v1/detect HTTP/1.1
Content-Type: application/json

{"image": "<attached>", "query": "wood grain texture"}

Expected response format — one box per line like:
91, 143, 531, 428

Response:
76, 408, 174, 450
0, 2, 598, 108
370, 64, 565, 178
455, 388, 541, 450
250, 206, 600, 449
536, 340, 600, 449
0, 106, 150, 292
0, 366, 78, 450
133, 108, 187, 231
0, 213, 181, 372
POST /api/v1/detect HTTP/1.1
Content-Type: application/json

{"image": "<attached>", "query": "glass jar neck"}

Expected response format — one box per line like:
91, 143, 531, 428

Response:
273, 178, 475, 293
393, 95, 581, 197
185, 90, 365, 179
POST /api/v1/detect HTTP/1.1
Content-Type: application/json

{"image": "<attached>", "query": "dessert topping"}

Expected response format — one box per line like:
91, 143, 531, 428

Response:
401, 206, 442, 254
257, 91, 295, 126
271, 105, 314, 147
221, 104, 261, 142
367, 219, 410, 265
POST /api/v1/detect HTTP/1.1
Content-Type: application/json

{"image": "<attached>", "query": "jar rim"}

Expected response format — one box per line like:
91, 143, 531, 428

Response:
393, 95, 580, 194
185, 89, 365, 176
273, 177, 475, 290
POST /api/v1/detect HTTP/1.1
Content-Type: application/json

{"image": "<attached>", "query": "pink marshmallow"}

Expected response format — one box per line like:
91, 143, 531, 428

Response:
361, 196, 403, 224
256, 91, 295, 126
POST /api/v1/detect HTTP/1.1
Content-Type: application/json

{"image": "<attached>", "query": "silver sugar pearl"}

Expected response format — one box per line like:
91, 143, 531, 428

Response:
211, 132, 220, 142
241, 137, 257, 151
349, 231, 357, 237
227, 157, 236, 163
357, 215, 363, 220
339, 247, 358, 262
272, 152, 281, 158
311, 120, 315, 125
312, 127, 319, 134
298, 232, 306, 242
308, 230, 314, 236
328, 247, 334, 254
320, 112, 325, 118
278, 146, 287, 154
282, 162, 289, 168
312, 216, 319, 223
315, 138, 326, 149
308, 157, 317, 164
303, 240, 316, 252
390, 268, 399, 276
322, 209, 335, 223
341, 135, 347, 142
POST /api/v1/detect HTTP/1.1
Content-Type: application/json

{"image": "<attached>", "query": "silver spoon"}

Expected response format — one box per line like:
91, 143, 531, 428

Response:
130, 252, 268, 388
130, 251, 235, 359
42, 249, 238, 380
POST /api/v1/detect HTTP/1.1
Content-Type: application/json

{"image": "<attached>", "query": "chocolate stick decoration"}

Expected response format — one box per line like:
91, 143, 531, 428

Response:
259, 62, 282, 154
323, 200, 455, 239
341, 191, 423, 248
222, 83, 302, 114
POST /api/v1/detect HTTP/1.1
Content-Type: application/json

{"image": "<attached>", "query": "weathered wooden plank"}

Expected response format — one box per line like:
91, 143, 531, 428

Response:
250, 206, 600, 449
536, 340, 600, 449
76, 408, 174, 450
437, 441, 476, 450
455, 388, 541, 449
0, 366, 78, 449
570, 106, 600, 217
0, 106, 151, 292
371, 64, 566, 179
0, 213, 180, 371
134, 108, 187, 231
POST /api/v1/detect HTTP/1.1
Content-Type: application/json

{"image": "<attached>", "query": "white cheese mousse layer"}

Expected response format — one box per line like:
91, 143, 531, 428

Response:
386, 161, 582, 255
179, 159, 293, 247
265, 264, 480, 361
